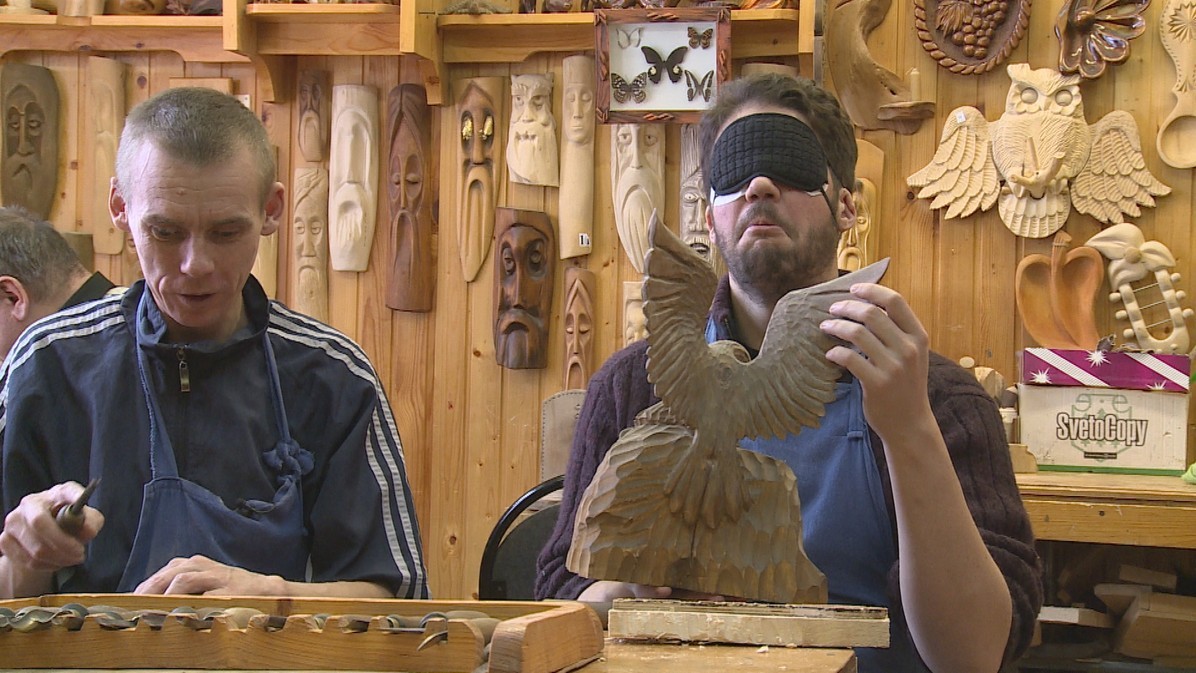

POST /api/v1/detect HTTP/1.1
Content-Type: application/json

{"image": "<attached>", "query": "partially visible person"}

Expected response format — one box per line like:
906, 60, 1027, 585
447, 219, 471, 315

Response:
0, 206, 118, 359
0, 87, 428, 600
536, 74, 1042, 673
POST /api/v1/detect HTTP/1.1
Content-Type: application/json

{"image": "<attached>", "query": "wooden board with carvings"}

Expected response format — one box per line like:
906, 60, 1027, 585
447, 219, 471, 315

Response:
0, 595, 603, 673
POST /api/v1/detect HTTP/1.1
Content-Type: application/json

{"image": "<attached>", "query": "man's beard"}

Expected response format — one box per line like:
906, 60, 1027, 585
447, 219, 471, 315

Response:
718, 200, 840, 306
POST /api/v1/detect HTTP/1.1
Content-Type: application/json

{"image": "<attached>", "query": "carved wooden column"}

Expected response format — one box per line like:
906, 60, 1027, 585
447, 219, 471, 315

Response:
559, 55, 596, 259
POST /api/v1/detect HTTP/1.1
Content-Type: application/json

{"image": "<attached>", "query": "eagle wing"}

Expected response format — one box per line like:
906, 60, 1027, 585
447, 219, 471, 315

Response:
642, 213, 734, 430
1072, 111, 1171, 225
736, 259, 892, 441
907, 106, 1000, 220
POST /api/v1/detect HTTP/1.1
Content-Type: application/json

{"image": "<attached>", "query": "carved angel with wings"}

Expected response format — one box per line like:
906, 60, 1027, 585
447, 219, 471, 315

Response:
908, 63, 1169, 238
568, 215, 888, 602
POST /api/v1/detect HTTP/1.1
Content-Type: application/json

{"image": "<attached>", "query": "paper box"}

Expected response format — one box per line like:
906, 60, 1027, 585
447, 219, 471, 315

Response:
1019, 348, 1191, 474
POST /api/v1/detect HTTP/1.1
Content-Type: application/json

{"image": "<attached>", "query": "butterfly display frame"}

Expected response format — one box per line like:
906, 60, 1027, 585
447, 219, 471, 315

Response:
595, 7, 731, 124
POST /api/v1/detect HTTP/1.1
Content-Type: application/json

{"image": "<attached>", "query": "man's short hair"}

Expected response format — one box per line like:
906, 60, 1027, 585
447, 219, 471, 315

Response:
698, 73, 857, 194
115, 87, 276, 205
0, 206, 86, 303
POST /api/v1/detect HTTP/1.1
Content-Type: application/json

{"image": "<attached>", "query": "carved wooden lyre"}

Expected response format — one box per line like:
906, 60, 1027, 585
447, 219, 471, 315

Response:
1014, 231, 1104, 350
297, 70, 331, 164
1158, 0, 1196, 168
87, 56, 126, 255
385, 83, 435, 313
563, 267, 596, 390
1, 62, 59, 219
455, 77, 504, 283
559, 55, 596, 259
827, 0, 933, 134
1086, 223, 1194, 354
328, 84, 379, 272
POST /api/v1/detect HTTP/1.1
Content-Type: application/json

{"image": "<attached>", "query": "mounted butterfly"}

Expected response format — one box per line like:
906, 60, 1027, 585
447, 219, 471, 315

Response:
595, 7, 731, 124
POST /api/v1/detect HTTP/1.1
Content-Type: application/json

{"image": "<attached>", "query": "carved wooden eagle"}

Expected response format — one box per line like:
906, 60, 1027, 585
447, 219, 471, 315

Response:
568, 214, 888, 602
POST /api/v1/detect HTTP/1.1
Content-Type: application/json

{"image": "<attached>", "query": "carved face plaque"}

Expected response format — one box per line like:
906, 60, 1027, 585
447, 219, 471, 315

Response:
679, 124, 712, 261
623, 280, 646, 346
507, 73, 558, 187
89, 57, 126, 255
385, 84, 434, 313
611, 123, 664, 274
297, 70, 330, 163
494, 207, 555, 370
292, 167, 329, 322
564, 267, 595, 390
2, 63, 59, 219
559, 55, 596, 260
328, 84, 379, 272
456, 77, 503, 283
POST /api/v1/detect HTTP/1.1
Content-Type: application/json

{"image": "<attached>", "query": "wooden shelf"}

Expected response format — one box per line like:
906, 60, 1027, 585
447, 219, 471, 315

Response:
1017, 472, 1196, 549
244, 3, 402, 56
438, 8, 814, 64
0, 14, 236, 63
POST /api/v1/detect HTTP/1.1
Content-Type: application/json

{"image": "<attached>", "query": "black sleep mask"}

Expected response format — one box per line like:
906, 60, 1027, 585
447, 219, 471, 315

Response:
708, 113, 830, 202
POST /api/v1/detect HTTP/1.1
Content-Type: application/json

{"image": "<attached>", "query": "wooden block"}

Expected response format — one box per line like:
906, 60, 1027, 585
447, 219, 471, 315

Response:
1008, 443, 1037, 473
1118, 565, 1179, 592
607, 599, 889, 649
1114, 591, 1196, 658
1037, 605, 1114, 629
167, 77, 234, 94
1094, 584, 1152, 618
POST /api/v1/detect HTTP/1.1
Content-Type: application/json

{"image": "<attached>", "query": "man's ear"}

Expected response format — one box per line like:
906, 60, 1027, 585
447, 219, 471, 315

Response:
109, 177, 131, 233
835, 185, 858, 234
261, 181, 286, 237
0, 276, 30, 322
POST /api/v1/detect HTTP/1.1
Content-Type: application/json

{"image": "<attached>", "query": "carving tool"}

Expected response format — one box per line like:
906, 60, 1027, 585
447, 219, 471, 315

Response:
56, 478, 99, 535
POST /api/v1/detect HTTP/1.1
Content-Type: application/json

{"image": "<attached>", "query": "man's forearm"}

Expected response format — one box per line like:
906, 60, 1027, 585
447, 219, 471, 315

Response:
277, 579, 395, 599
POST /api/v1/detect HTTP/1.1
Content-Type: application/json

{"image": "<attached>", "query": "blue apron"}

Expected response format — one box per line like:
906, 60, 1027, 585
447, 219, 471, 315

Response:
117, 319, 313, 592
740, 378, 925, 672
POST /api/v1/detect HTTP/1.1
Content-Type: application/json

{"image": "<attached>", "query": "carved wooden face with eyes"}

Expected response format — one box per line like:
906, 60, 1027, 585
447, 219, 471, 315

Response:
494, 207, 555, 370
386, 84, 434, 312
292, 167, 329, 321
2, 64, 58, 219
562, 59, 595, 146
563, 267, 595, 390
457, 77, 502, 283
507, 73, 558, 186
297, 71, 329, 163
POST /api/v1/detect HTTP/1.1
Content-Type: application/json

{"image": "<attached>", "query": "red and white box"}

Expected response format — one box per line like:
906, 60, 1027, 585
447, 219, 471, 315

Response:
1019, 348, 1191, 475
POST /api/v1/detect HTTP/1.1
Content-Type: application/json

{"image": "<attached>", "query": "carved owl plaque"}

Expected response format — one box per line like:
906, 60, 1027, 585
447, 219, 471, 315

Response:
908, 63, 1170, 238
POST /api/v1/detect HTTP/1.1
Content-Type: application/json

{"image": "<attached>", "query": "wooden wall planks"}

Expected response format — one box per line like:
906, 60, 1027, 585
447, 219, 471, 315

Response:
10, 0, 1196, 599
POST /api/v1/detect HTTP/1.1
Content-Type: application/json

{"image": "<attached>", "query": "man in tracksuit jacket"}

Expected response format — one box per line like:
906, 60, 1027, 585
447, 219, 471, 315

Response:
0, 87, 427, 600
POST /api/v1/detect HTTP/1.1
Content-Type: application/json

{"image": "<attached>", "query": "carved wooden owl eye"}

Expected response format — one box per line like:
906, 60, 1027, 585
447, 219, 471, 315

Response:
1055, 90, 1073, 106
1020, 88, 1038, 105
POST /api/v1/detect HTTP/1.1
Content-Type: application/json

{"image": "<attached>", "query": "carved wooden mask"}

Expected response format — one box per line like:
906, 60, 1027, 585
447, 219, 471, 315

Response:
611, 123, 664, 274
679, 124, 719, 273
623, 280, 646, 346
292, 167, 329, 322
385, 83, 435, 313
328, 84, 379, 272
494, 207, 555, 370
2, 63, 59, 219
507, 73, 558, 187
456, 77, 503, 283
560, 54, 596, 259
88, 56, 126, 255
564, 267, 595, 390
297, 70, 330, 163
